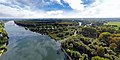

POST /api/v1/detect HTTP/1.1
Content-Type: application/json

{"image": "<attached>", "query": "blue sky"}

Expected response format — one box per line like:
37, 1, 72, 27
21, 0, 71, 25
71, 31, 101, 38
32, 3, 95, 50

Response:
0, 0, 120, 18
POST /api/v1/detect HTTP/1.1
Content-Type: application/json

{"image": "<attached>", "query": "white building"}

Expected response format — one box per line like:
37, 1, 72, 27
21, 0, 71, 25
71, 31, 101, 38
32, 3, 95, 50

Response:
78, 22, 82, 26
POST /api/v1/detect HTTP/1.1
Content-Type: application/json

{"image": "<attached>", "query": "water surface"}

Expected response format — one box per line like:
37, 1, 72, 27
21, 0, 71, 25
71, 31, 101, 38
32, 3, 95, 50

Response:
0, 21, 65, 60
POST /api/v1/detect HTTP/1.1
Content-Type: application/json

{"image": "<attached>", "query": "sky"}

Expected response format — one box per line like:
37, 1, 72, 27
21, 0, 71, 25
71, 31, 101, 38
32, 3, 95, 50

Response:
0, 0, 120, 18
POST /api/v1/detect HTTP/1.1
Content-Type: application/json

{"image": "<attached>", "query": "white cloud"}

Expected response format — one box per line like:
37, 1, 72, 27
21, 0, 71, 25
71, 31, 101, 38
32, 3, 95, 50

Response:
0, 0, 120, 18
0, 0, 7, 3
86, 0, 120, 17
46, 10, 63, 15
53, 0, 63, 5
0, 4, 46, 18
62, 0, 120, 18
0, 4, 65, 18
63, 0, 85, 11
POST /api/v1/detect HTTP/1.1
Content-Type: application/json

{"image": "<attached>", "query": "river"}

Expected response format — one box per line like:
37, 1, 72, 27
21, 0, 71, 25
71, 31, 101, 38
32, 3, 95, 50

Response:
0, 21, 66, 60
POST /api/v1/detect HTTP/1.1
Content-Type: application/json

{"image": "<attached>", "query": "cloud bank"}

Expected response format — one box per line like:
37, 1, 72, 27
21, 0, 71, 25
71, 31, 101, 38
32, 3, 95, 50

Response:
0, 0, 120, 18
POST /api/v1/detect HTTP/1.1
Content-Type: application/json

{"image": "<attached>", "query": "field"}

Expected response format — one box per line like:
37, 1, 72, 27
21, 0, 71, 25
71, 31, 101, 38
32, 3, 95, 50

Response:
105, 22, 120, 29
106, 22, 120, 26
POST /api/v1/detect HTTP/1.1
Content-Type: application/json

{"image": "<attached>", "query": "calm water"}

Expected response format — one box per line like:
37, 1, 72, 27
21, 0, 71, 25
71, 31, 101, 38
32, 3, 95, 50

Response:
0, 21, 65, 60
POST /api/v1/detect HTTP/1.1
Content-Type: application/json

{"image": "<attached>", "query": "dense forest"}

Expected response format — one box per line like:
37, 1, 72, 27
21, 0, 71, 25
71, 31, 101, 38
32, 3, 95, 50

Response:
0, 22, 9, 56
14, 19, 120, 60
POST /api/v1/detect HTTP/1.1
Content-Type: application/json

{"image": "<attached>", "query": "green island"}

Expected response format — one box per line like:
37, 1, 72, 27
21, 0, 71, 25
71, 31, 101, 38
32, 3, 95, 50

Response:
14, 19, 120, 60
0, 22, 9, 56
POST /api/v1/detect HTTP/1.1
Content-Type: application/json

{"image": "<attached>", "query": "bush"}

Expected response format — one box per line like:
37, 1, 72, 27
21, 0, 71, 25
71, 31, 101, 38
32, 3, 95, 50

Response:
99, 32, 111, 45
92, 56, 109, 60
97, 46, 105, 57
57, 33, 64, 37
81, 27, 98, 38
99, 32, 111, 40
65, 32, 69, 35
109, 43, 117, 50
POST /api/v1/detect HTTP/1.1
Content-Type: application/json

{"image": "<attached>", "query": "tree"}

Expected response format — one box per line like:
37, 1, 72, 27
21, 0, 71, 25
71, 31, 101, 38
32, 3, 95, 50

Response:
68, 43, 73, 49
119, 27, 120, 30
99, 32, 111, 40
57, 33, 64, 37
109, 43, 117, 50
97, 27, 116, 33
97, 46, 105, 57
81, 27, 98, 38
92, 56, 109, 60
116, 41, 120, 52
82, 53, 88, 60
99, 32, 111, 45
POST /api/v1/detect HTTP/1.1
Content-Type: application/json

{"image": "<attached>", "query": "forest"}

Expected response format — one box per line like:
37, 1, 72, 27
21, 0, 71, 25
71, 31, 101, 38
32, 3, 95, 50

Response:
0, 22, 8, 56
14, 19, 120, 60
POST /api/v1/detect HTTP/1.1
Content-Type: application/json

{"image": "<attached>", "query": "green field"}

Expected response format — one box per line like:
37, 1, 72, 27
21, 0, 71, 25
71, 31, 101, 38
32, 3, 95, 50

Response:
105, 22, 120, 30
106, 22, 120, 27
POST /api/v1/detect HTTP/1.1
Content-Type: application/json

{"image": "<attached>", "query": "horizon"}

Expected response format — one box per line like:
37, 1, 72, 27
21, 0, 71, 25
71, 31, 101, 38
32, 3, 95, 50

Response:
0, 17, 120, 19
1, 18, 120, 22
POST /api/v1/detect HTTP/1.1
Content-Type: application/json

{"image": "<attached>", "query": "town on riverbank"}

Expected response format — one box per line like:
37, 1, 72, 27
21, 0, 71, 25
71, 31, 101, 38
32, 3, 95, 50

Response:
14, 18, 120, 60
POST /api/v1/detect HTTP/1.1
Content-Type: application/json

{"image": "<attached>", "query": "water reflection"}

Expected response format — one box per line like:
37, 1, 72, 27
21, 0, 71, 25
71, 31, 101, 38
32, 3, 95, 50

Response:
0, 21, 65, 60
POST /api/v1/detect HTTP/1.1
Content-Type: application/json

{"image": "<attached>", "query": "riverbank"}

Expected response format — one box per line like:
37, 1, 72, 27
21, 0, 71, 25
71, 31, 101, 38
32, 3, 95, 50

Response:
0, 22, 8, 56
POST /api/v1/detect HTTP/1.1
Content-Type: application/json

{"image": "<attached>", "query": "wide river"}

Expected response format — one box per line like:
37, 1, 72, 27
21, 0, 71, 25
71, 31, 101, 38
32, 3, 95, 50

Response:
0, 21, 66, 60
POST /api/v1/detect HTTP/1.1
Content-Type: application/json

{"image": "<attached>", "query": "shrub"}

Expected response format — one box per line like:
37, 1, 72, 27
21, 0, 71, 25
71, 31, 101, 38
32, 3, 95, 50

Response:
97, 46, 105, 57
81, 27, 98, 38
99, 32, 111, 45
92, 56, 109, 60
109, 43, 117, 50
57, 33, 64, 37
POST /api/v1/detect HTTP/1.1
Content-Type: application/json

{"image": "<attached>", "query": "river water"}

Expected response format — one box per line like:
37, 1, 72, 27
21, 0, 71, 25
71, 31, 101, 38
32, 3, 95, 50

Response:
0, 21, 65, 60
